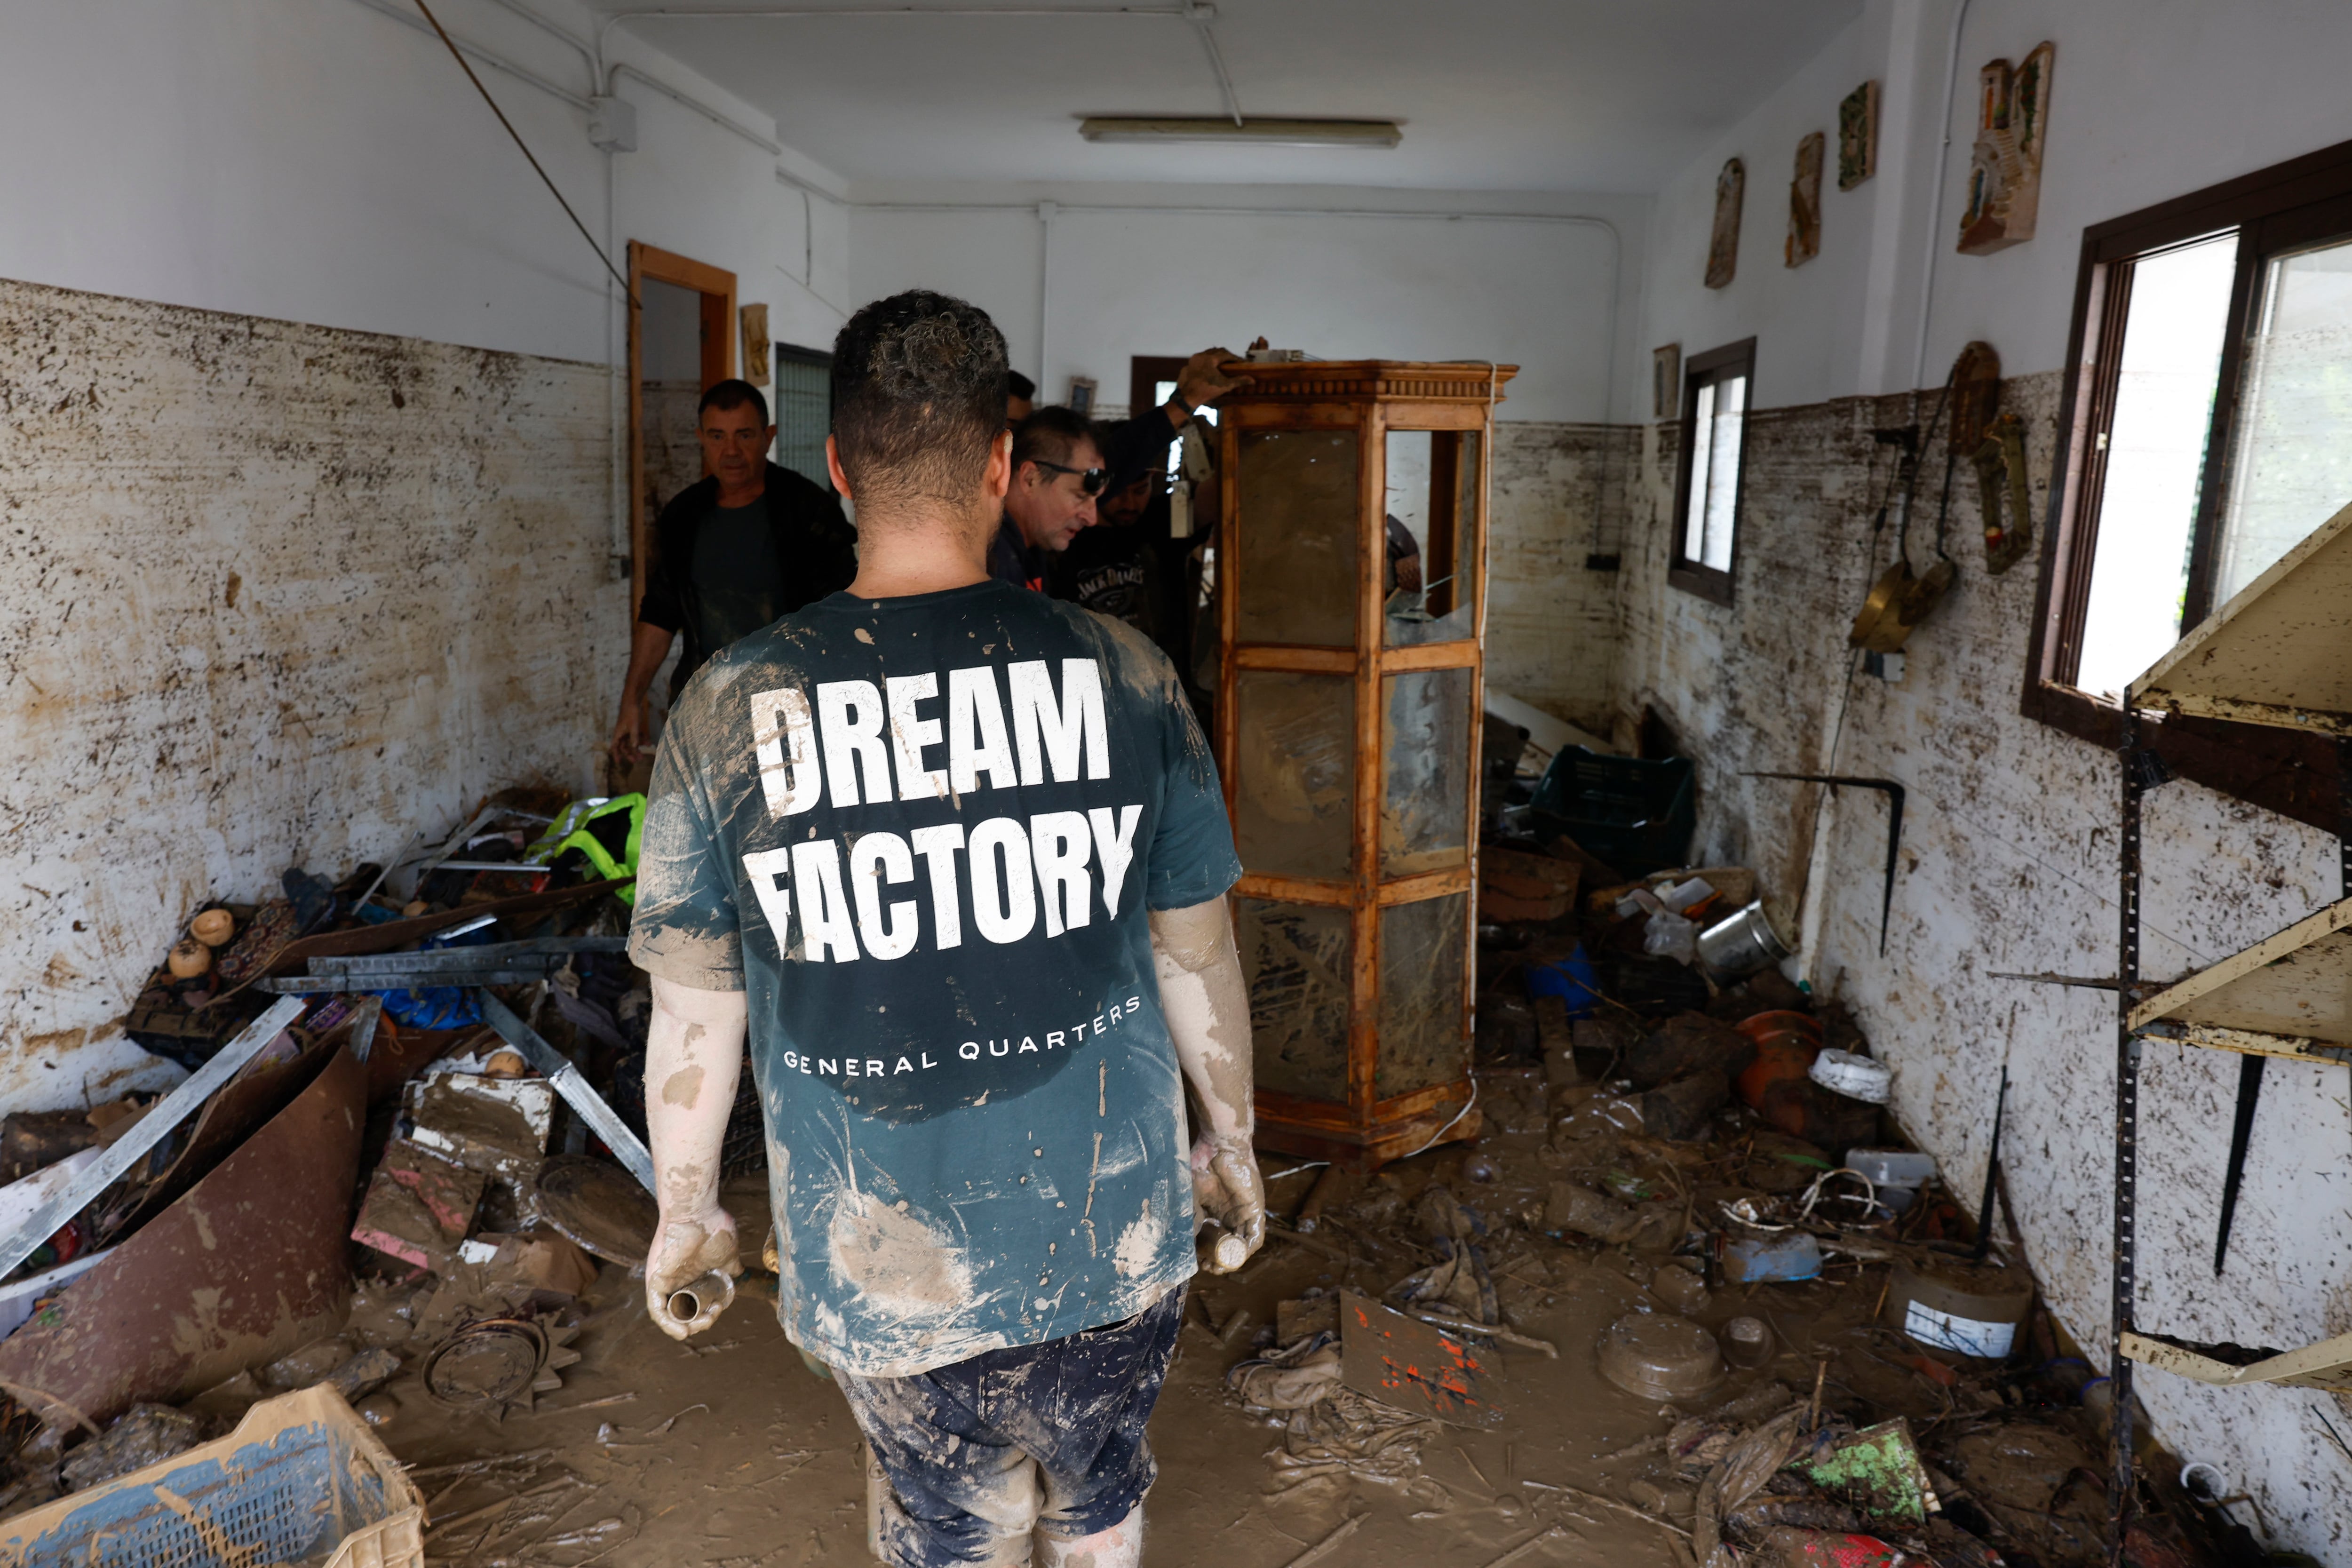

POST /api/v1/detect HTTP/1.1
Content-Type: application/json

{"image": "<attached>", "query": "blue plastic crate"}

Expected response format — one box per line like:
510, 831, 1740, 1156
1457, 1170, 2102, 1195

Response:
0, 1386, 421, 1568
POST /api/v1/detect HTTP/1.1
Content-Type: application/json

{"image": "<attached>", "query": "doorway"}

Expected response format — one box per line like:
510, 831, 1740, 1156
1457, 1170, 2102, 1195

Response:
620, 242, 734, 791
627, 241, 735, 619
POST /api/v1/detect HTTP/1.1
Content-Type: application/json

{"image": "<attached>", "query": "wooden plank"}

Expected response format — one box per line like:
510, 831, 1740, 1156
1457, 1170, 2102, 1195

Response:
1381, 401, 1487, 430
1377, 642, 1478, 672
2129, 498, 2352, 732
2127, 897, 2352, 1043
1225, 401, 1362, 430
2122, 1329, 2352, 1392
1375, 866, 1474, 904
1233, 872, 1354, 907
1350, 404, 1383, 1120
1233, 645, 1355, 672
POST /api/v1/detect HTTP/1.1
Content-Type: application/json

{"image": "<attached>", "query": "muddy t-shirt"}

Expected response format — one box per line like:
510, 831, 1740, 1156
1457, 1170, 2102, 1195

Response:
628, 579, 1241, 1379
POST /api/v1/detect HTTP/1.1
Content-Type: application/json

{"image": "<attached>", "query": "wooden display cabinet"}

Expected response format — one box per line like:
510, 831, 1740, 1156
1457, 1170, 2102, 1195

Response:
1213, 361, 1517, 1168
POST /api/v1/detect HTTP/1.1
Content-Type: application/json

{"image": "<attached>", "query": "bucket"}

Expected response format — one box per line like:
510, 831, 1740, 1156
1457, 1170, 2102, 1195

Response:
1734, 1011, 1822, 1109
1596, 1313, 1724, 1402
1884, 1259, 2034, 1359
1696, 900, 1795, 980
1526, 943, 1601, 1018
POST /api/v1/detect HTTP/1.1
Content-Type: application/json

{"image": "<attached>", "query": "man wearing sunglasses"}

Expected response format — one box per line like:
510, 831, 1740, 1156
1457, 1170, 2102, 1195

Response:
989, 405, 1106, 591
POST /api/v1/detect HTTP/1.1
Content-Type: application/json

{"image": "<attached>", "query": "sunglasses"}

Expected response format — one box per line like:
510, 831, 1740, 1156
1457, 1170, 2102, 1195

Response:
1032, 458, 1108, 496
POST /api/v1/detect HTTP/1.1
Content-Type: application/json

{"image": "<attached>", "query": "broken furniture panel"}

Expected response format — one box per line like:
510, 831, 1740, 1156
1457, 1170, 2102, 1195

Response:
1218, 361, 1514, 1168
0, 1045, 366, 1425
2118, 1328, 2352, 1393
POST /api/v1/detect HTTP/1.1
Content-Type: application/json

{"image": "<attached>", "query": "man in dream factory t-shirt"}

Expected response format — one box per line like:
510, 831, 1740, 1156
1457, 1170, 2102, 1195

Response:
628, 289, 1265, 1568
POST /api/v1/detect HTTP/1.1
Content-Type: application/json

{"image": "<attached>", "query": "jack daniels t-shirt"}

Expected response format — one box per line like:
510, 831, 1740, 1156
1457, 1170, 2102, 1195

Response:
628, 579, 1241, 1379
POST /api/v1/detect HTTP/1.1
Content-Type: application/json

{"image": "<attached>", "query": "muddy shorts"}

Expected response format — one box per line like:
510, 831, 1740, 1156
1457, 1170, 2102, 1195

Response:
834, 1285, 1186, 1568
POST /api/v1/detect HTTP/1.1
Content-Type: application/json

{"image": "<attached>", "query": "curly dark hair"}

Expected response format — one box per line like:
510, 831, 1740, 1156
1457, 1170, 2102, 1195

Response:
830, 290, 1007, 512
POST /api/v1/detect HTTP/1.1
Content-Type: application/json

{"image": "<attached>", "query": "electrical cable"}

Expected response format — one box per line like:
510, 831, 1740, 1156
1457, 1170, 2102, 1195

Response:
412, 0, 635, 302
1398, 1080, 1479, 1162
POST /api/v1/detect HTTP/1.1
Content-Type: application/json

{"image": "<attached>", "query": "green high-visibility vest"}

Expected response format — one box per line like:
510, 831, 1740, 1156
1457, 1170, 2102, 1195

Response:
527, 794, 644, 904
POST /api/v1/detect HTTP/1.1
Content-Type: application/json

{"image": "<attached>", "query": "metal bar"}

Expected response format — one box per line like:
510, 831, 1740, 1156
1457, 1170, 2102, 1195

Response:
1744, 772, 1905, 955
262, 970, 564, 994
2213, 1054, 2265, 1275
312, 936, 628, 975
1971, 1065, 2009, 1266
0, 996, 307, 1280
477, 992, 655, 1194
2110, 708, 2145, 1567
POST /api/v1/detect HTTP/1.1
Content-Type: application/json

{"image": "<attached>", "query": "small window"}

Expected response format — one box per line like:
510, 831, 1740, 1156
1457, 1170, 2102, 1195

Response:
1669, 338, 1755, 605
772, 343, 833, 489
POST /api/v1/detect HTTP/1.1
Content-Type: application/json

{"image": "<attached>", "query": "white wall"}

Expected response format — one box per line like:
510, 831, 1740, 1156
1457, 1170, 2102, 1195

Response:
1624, 1, 2352, 1555
0, 0, 849, 373
848, 189, 1650, 424
0, 0, 852, 1106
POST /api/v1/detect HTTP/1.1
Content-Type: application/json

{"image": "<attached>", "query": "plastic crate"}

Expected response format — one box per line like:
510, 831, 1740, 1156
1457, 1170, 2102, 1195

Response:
1527, 746, 1697, 877
0, 1386, 423, 1568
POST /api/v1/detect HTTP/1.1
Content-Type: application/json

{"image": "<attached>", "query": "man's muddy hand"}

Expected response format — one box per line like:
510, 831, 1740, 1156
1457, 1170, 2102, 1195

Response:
645, 1210, 743, 1340
1191, 1134, 1267, 1273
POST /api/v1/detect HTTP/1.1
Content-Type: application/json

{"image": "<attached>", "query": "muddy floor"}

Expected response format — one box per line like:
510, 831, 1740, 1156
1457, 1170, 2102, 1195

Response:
372, 1114, 1994, 1568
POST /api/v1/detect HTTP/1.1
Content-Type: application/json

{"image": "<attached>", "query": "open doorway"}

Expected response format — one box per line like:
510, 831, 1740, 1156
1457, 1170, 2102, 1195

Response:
620, 242, 735, 791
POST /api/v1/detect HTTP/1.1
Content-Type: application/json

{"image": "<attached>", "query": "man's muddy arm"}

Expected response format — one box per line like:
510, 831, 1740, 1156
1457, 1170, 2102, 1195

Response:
643, 975, 749, 1338
1149, 898, 1265, 1272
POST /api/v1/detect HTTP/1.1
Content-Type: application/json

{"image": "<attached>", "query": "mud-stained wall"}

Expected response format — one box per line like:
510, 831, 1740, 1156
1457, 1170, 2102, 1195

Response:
1483, 422, 1636, 737
1612, 373, 2352, 1554
0, 276, 619, 1111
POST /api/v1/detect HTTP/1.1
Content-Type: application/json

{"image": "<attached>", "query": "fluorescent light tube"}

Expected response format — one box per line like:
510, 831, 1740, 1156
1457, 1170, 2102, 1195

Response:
1078, 117, 1400, 148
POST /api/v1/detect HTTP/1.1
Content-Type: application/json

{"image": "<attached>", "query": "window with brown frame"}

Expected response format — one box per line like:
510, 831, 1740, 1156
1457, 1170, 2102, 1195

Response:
1669, 338, 1756, 605
2025, 139, 2352, 833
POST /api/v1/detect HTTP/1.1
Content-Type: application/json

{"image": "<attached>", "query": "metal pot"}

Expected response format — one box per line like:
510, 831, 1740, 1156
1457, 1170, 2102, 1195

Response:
1696, 899, 1795, 980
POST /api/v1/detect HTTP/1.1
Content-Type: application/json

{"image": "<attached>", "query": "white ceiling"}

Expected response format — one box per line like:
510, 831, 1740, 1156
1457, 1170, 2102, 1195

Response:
592, 0, 1865, 194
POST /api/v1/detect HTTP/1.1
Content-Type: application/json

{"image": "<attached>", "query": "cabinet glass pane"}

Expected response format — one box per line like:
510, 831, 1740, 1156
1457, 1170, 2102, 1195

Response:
1238, 898, 1351, 1103
1381, 668, 1472, 877
1235, 670, 1354, 880
1237, 430, 1359, 647
1377, 892, 1468, 1096
1384, 430, 1481, 647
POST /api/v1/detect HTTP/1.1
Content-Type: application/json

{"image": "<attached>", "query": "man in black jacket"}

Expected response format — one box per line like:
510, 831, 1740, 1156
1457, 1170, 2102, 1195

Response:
610, 380, 858, 767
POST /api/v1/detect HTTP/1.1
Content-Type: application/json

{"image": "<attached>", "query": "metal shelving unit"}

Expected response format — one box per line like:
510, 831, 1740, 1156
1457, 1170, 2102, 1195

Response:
2106, 501, 2352, 1558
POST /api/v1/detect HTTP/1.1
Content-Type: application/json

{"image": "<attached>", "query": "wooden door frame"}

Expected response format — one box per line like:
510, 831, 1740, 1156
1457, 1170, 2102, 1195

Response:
627, 241, 736, 619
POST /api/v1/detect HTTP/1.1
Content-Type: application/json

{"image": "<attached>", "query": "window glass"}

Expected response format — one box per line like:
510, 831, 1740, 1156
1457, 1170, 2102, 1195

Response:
2215, 233, 2352, 605
1236, 898, 1351, 1103
2075, 235, 2237, 699
1235, 430, 1358, 647
1376, 892, 1469, 1096
1698, 374, 1746, 570
1234, 670, 1353, 880
1380, 668, 1472, 877
773, 349, 832, 488
1684, 380, 1717, 564
1683, 374, 1746, 571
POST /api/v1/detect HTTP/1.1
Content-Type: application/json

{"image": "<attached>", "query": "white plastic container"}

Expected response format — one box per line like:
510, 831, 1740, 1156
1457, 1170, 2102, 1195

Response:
1845, 1148, 1936, 1190
1810, 1048, 1892, 1104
